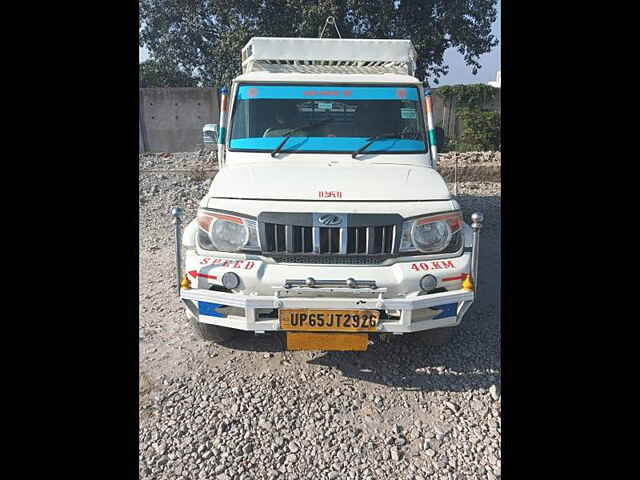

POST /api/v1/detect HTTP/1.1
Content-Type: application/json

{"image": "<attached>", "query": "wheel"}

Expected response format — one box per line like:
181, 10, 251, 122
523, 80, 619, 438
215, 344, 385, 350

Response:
414, 327, 455, 346
190, 317, 237, 343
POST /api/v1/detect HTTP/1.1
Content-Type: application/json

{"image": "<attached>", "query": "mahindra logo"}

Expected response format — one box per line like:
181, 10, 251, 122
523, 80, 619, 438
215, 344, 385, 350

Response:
318, 214, 342, 226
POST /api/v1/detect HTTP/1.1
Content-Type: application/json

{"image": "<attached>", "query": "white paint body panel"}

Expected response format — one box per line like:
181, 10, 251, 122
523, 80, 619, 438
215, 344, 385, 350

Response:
234, 72, 421, 84
222, 151, 433, 169
184, 249, 471, 298
206, 160, 449, 202
204, 199, 459, 220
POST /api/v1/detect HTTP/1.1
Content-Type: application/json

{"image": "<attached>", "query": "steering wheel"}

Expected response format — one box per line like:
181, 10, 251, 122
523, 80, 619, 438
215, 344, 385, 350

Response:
401, 126, 420, 139
263, 127, 309, 138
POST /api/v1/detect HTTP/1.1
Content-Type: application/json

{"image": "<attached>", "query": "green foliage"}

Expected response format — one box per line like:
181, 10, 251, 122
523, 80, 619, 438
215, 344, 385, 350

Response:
139, 0, 499, 88
139, 59, 199, 87
434, 84, 500, 151
434, 126, 451, 153
447, 108, 501, 152
435, 84, 498, 109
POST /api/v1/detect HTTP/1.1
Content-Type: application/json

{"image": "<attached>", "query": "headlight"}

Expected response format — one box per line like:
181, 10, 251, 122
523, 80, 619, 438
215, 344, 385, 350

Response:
196, 210, 260, 252
400, 212, 462, 253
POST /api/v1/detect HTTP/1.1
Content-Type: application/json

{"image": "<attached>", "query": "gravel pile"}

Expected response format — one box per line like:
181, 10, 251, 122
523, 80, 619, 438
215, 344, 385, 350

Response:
438, 152, 501, 165
138, 150, 501, 184
140, 149, 218, 171
437, 152, 501, 184
138, 150, 500, 170
139, 153, 501, 480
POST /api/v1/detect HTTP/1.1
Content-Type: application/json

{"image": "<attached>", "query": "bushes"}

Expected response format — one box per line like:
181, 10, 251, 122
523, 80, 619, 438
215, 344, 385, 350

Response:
434, 127, 451, 152
448, 109, 501, 152
434, 84, 501, 152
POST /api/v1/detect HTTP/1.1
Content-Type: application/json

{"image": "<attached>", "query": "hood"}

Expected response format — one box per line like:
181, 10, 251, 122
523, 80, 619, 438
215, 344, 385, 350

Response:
208, 163, 450, 201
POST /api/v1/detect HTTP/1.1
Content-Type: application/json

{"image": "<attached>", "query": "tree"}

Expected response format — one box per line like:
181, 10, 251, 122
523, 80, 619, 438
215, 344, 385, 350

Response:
139, 0, 498, 87
139, 59, 199, 87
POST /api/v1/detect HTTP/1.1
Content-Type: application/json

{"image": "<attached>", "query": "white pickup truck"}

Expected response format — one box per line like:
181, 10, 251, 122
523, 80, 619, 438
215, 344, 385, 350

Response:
173, 37, 483, 352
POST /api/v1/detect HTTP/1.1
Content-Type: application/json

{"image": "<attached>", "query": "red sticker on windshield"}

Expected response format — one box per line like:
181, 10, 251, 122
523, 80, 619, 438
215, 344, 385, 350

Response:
248, 87, 258, 98
396, 88, 407, 99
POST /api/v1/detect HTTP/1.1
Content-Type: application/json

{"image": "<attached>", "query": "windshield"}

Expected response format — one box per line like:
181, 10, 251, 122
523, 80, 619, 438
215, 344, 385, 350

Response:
229, 84, 428, 154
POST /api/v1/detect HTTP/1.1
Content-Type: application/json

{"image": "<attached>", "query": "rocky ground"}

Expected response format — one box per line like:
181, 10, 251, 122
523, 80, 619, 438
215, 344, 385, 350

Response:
139, 151, 501, 480
439, 152, 501, 164
437, 152, 501, 183
139, 150, 501, 183
139, 148, 217, 170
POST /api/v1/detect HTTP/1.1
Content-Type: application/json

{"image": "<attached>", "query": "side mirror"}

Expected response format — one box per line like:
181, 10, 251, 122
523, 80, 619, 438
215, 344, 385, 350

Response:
202, 124, 219, 145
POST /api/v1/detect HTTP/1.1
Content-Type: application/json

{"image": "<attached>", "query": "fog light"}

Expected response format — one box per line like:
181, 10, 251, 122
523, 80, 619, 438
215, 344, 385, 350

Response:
222, 272, 240, 289
420, 274, 437, 292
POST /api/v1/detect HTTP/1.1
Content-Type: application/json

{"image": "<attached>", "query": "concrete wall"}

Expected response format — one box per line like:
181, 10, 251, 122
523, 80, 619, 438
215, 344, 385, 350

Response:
139, 88, 219, 153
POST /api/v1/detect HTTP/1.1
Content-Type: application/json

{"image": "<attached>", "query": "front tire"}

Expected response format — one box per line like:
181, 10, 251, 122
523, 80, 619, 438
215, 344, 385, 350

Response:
191, 317, 237, 343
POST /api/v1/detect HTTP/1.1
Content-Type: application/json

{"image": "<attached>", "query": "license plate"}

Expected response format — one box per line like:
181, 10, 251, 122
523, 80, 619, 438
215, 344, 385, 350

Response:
286, 332, 369, 351
279, 309, 380, 332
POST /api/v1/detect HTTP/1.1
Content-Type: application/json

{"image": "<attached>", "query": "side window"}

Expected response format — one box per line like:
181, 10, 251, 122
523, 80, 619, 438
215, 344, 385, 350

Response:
230, 100, 250, 139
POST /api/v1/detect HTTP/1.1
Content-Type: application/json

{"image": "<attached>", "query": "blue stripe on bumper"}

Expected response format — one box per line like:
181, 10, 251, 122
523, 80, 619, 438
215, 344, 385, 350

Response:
198, 301, 228, 318
432, 303, 458, 319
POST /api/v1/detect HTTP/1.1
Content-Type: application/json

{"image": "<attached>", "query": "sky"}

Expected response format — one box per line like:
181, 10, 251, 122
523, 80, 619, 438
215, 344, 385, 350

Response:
139, 1, 500, 86
437, 1, 500, 85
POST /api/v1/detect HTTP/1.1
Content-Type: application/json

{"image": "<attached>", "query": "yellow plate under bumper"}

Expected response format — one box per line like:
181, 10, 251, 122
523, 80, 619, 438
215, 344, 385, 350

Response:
286, 332, 369, 351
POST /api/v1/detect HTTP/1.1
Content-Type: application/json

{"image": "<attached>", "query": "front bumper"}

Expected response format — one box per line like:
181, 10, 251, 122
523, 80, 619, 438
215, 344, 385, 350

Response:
174, 209, 483, 335
180, 286, 474, 334
180, 240, 475, 334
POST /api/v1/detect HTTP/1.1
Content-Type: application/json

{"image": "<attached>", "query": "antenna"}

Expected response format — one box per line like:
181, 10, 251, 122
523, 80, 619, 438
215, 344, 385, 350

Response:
319, 16, 342, 38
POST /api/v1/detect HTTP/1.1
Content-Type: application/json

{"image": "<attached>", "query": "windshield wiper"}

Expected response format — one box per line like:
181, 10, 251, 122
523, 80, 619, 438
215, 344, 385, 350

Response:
270, 118, 334, 157
351, 131, 404, 159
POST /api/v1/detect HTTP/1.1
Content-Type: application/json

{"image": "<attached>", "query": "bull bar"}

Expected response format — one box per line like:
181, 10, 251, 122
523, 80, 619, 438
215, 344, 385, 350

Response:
180, 286, 475, 334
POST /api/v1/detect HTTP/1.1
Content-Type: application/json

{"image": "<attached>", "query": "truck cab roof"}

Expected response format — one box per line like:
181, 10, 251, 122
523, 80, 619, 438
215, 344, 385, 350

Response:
233, 72, 422, 85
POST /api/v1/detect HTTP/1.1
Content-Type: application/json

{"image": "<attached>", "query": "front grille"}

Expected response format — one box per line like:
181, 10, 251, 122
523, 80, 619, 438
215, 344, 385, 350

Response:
258, 213, 401, 257
262, 224, 396, 254
263, 224, 315, 253
270, 230, 462, 263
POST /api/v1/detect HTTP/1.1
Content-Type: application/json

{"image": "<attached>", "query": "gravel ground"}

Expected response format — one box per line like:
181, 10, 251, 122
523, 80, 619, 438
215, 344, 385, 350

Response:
139, 152, 501, 480
139, 149, 217, 171
438, 152, 501, 183
438, 152, 501, 165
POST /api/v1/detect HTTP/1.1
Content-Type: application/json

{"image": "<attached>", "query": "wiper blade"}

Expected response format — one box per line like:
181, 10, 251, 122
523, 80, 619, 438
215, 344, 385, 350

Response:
270, 118, 334, 157
351, 131, 403, 159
